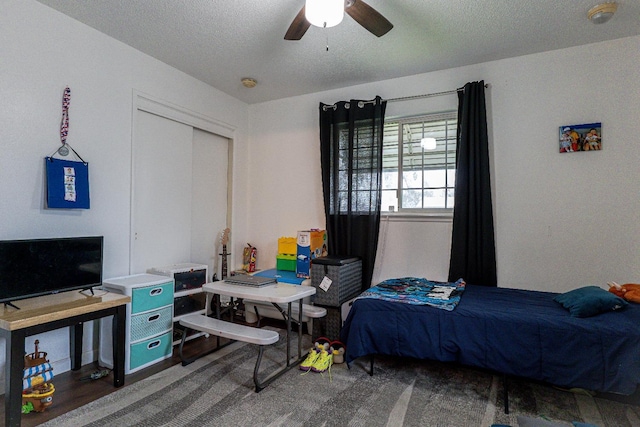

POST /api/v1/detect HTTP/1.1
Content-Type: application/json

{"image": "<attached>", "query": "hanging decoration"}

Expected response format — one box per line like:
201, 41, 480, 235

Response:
45, 87, 90, 209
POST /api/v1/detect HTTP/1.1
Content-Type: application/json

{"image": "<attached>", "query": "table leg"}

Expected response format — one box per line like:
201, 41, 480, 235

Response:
285, 302, 291, 366
4, 329, 26, 427
297, 299, 303, 358
214, 294, 221, 347
112, 304, 126, 387
70, 322, 83, 370
254, 298, 309, 391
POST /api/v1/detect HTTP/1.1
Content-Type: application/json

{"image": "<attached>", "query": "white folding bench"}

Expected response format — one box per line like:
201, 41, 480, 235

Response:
178, 313, 279, 391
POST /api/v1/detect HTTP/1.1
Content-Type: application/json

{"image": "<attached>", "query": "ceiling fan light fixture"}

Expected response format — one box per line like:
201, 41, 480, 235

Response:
588, 2, 617, 24
305, 0, 344, 28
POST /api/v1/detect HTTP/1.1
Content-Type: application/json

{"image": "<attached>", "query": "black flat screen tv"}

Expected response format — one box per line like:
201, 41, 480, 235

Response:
0, 236, 103, 305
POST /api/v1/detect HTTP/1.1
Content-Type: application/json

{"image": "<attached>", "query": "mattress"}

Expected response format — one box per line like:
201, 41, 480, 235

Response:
340, 284, 640, 394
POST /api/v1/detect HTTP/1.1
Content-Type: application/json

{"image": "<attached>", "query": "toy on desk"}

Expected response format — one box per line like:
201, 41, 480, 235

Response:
242, 244, 257, 273
276, 237, 297, 272
22, 340, 55, 413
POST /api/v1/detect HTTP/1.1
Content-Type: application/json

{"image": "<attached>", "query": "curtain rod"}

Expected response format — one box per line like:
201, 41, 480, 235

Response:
321, 83, 489, 111
386, 83, 489, 103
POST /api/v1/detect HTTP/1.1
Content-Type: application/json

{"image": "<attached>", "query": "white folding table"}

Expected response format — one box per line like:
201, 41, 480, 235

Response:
194, 281, 317, 390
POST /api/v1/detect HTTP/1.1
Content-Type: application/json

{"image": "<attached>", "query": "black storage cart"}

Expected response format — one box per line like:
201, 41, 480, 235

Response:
310, 256, 362, 340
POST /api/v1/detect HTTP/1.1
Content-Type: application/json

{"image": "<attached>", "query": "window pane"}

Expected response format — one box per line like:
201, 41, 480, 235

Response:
402, 141, 424, 172
382, 170, 397, 190
381, 189, 397, 212
338, 193, 348, 212
402, 170, 422, 189
424, 169, 446, 188
355, 171, 371, 189
402, 189, 422, 209
423, 188, 446, 209
338, 170, 349, 191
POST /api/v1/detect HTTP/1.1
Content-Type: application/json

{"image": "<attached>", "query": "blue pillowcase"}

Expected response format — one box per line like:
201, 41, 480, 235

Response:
554, 286, 627, 318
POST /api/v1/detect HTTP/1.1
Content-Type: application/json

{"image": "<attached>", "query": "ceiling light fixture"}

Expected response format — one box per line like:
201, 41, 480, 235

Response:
241, 78, 257, 88
588, 2, 618, 24
305, 0, 344, 28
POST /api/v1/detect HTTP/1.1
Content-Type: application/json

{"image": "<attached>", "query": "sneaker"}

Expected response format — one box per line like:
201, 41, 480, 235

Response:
329, 340, 345, 364
299, 348, 320, 371
311, 349, 333, 373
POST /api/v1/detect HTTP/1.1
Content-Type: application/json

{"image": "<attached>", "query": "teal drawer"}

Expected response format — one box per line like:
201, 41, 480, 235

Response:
130, 306, 173, 342
131, 282, 173, 313
129, 332, 172, 371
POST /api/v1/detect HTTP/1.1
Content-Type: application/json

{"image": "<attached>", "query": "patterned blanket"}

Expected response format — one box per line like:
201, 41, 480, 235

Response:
357, 277, 466, 311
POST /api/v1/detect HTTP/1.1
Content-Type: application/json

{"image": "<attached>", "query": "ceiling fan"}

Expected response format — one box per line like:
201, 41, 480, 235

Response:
284, 0, 393, 40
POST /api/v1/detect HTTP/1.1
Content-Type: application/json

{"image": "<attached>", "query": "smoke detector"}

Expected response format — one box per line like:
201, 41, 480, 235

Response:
241, 78, 257, 88
588, 3, 617, 24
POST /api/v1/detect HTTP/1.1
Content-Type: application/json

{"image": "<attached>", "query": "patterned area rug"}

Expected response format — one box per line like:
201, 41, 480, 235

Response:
42, 332, 639, 427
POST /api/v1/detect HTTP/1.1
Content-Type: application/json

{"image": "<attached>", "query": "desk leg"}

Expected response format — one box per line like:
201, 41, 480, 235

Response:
112, 304, 126, 387
70, 323, 83, 370
4, 329, 26, 427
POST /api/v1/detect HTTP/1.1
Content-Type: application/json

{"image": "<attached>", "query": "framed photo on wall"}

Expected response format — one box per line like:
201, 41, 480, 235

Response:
559, 122, 602, 153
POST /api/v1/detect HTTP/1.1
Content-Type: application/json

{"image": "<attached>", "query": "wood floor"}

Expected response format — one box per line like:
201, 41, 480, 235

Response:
2, 314, 285, 427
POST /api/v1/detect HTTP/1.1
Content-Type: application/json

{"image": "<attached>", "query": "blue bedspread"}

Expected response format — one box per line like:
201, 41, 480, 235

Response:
357, 277, 465, 310
340, 284, 640, 395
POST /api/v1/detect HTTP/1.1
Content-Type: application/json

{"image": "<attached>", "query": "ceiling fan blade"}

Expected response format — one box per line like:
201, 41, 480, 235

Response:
346, 0, 393, 37
284, 6, 311, 40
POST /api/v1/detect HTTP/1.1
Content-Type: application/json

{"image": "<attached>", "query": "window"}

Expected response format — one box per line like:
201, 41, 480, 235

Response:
381, 111, 457, 213
330, 118, 385, 215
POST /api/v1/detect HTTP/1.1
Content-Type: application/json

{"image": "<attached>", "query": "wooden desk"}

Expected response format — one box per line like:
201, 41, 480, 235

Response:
0, 291, 130, 427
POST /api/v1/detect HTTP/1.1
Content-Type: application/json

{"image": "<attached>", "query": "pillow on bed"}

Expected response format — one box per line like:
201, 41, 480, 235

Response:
554, 286, 628, 318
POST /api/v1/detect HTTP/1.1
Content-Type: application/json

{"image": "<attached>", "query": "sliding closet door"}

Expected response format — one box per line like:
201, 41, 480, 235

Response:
131, 111, 228, 275
190, 128, 229, 275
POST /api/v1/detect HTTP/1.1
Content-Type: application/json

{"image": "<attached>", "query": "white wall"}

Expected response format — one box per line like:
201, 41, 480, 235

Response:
247, 35, 640, 292
0, 1, 249, 384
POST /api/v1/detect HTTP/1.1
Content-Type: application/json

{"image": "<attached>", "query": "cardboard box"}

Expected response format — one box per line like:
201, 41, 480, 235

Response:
296, 229, 327, 278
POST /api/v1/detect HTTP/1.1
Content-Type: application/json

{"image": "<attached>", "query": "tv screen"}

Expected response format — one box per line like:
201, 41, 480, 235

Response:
0, 236, 103, 304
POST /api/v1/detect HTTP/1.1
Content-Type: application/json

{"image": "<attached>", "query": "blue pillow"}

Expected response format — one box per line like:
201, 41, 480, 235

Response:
554, 286, 627, 318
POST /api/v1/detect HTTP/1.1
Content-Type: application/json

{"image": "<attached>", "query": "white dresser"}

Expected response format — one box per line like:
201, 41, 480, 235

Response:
99, 274, 174, 374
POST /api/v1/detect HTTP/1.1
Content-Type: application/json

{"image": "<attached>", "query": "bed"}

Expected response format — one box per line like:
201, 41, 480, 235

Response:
340, 281, 640, 398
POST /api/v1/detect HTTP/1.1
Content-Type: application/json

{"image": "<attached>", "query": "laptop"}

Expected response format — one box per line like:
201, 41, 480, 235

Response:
224, 275, 276, 287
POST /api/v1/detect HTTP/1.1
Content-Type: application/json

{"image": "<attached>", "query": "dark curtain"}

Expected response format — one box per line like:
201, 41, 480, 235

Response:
320, 96, 386, 291
448, 81, 497, 286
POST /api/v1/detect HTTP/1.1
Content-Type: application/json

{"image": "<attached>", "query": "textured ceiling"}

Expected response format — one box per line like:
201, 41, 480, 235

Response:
36, 0, 640, 104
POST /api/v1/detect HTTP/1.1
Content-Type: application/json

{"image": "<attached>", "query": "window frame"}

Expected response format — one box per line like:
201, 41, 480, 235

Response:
381, 111, 458, 218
